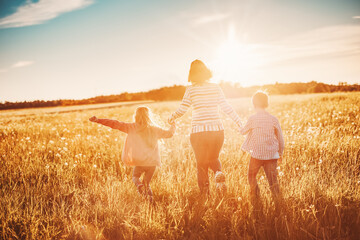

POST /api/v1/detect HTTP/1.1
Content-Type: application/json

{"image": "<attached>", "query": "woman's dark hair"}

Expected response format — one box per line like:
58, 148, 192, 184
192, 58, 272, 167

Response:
188, 59, 212, 84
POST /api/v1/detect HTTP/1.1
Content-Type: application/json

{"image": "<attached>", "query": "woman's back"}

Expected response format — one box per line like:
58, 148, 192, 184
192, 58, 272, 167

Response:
171, 83, 242, 133
188, 83, 223, 124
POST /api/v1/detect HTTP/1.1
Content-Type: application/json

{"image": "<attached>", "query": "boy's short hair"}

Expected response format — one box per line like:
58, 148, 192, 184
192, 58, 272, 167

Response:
252, 90, 269, 108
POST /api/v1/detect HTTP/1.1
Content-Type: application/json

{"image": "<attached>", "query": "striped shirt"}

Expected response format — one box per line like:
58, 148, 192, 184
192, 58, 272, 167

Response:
170, 83, 242, 133
240, 109, 285, 160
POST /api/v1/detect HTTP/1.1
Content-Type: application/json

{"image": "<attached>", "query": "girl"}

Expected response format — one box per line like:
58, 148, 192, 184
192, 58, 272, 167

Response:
168, 60, 242, 195
89, 106, 175, 201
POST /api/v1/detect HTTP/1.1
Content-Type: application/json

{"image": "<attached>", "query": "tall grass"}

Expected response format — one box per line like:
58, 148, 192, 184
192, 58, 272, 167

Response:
1, 92, 360, 239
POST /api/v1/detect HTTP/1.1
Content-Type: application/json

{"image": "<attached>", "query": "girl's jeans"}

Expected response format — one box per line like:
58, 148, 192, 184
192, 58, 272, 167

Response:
190, 130, 224, 194
132, 166, 156, 196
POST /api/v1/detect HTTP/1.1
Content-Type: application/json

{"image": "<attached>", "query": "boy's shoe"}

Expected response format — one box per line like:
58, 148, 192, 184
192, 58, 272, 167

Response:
215, 171, 227, 194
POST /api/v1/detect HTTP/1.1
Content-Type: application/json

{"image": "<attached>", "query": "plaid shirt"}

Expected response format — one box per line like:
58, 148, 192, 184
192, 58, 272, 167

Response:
240, 109, 285, 160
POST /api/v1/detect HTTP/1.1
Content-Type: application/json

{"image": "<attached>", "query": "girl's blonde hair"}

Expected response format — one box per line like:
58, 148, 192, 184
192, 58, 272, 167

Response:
134, 106, 158, 148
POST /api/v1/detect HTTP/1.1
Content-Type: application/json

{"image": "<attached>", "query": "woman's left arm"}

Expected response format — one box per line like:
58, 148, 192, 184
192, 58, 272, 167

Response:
219, 87, 243, 127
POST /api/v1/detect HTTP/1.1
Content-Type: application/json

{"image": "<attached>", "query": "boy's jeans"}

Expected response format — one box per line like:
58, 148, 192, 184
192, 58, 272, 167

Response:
190, 130, 224, 194
248, 157, 281, 205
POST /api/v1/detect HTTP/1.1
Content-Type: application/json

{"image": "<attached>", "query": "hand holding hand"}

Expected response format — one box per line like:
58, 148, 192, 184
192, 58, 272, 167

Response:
89, 116, 98, 122
237, 126, 243, 134
168, 117, 175, 125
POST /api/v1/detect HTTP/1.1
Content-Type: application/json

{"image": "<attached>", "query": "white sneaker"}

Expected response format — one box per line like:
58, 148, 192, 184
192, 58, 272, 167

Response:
137, 183, 145, 196
215, 171, 227, 194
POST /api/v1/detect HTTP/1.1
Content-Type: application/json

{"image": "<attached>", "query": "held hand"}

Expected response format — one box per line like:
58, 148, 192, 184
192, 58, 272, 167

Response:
237, 126, 242, 134
168, 117, 174, 125
89, 116, 97, 122
278, 156, 283, 165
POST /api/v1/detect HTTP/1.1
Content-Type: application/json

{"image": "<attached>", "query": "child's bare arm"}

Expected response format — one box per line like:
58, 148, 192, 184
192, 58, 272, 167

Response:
89, 116, 129, 133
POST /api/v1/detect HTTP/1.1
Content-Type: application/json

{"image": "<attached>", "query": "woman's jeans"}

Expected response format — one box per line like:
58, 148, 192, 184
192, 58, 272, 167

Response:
248, 157, 281, 205
190, 130, 224, 193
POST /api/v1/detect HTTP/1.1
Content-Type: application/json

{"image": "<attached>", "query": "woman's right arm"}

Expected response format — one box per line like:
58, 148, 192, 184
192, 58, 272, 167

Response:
89, 116, 129, 133
168, 87, 191, 123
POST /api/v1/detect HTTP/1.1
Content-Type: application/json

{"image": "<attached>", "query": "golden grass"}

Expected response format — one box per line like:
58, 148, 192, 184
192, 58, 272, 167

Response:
1, 92, 360, 239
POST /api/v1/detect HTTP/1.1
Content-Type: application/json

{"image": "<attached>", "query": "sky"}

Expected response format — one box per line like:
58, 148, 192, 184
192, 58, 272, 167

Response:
0, 0, 359, 102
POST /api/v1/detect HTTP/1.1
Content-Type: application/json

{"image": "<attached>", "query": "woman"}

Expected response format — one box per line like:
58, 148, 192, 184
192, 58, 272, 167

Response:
168, 60, 242, 195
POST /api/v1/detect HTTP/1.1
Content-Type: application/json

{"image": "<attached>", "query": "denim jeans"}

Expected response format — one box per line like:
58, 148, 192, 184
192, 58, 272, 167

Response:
190, 130, 224, 193
132, 166, 156, 196
248, 157, 281, 204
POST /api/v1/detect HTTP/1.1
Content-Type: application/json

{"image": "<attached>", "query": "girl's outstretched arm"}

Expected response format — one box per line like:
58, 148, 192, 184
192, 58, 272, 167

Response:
89, 116, 129, 133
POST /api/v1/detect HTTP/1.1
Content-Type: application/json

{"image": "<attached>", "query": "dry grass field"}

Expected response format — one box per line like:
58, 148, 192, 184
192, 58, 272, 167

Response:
1, 92, 360, 240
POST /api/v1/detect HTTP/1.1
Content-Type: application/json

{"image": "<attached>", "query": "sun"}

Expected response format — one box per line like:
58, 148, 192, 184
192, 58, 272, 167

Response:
211, 31, 263, 86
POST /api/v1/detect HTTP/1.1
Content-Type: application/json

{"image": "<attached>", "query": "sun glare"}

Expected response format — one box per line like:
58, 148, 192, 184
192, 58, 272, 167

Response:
212, 28, 263, 86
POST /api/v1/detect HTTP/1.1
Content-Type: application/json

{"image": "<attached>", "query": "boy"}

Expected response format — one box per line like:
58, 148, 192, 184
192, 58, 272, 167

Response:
239, 91, 285, 208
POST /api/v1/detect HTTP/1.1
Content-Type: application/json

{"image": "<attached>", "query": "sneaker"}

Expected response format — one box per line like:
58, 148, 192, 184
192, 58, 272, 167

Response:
137, 183, 145, 196
215, 171, 227, 194
215, 171, 226, 183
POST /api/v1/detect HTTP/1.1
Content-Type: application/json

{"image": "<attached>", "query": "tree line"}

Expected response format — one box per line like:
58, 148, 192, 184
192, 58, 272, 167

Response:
1, 81, 359, 110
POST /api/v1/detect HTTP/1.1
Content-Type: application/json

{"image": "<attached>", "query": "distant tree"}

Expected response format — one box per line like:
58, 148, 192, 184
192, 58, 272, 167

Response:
1, 82, 359, 110
308, 83, 330, 93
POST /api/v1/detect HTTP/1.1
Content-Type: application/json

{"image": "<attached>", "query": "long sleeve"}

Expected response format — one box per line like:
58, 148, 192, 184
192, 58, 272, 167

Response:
218, 87, 242, 127
239, 117, 253, 135
169, 87, 191, 122
274, 119, 285, 155
155, 125, 176, 139
96, 118, 129, 133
